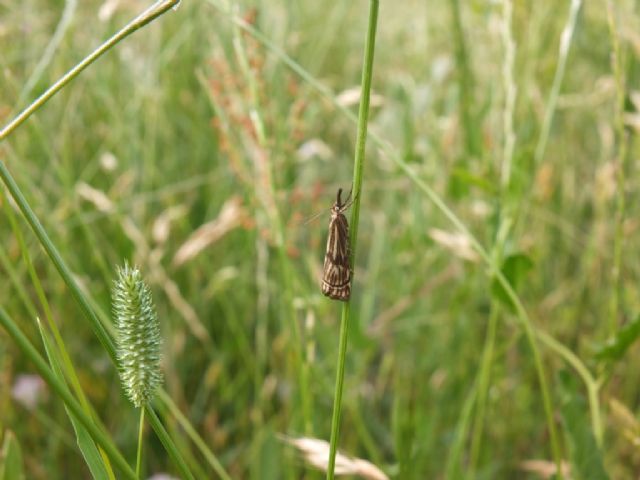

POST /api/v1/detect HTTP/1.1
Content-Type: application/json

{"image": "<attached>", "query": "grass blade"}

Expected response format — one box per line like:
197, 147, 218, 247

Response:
35, 318, 111, 480
594, 315, 640, 363
559, 371, 609, 480
0, 308, 137, 479
0, 431, 25, 480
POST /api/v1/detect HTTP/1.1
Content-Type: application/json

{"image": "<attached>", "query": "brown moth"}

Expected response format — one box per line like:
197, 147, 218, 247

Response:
321, 188, 353, 301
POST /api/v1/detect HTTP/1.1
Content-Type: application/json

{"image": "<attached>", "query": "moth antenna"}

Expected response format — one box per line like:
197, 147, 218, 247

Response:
303, 208, 329, 225
343, 187, 353, 204
341, 188, 358, 210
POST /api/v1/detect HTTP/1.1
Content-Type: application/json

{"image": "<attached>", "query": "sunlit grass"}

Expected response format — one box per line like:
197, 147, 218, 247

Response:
1, 0, 639, 478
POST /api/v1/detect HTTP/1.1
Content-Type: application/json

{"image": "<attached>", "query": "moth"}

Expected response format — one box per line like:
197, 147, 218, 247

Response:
321, 188, 354, 301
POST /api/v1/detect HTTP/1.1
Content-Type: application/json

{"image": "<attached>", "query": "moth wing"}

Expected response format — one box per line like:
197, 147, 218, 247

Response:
322, 213, 351, 301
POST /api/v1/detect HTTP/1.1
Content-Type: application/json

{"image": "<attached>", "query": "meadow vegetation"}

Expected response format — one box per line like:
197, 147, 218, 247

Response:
1, 0, 639, 478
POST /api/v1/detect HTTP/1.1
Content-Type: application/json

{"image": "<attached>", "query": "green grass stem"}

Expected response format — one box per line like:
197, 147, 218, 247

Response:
449, 0, 479, 157
136, 408, 145, 479
534, 0, 583, 165
469, 0, 517, 473
606, 1, 629, 337
17, 0, 77, 106
446, 378, 479, 478
158, 391, 233, 480
326, 1, 379, 478
468, 302, 500, 475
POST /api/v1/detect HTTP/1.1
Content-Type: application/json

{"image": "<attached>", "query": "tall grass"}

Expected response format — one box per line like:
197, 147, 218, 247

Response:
1, 0, 639, 478
326, 1, 379, 478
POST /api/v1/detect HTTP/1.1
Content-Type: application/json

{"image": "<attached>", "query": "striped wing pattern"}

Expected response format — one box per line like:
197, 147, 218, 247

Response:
322, 211, 351, 301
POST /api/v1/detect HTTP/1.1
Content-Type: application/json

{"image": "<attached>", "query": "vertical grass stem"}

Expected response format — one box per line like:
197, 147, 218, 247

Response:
326, 1, 379, 479
450, 0, 479, 157
469, 0, 516, 473
606, 1, 628, 337
533, 0, 582, 165
136, 408, 145, 479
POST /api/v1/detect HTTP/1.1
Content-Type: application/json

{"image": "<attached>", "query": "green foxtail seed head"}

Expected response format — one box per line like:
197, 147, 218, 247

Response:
112, 262, 163, 408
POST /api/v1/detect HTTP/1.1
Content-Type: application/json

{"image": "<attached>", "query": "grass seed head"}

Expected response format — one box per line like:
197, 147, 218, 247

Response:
112, 262, 163, 408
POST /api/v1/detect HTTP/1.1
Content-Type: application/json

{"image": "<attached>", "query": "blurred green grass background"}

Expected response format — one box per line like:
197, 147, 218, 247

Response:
2, 0, 640, 478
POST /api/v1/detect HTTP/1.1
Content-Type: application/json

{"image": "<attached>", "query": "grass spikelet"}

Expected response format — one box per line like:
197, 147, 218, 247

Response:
283, 436, 388, 480
112, 262, 163, 408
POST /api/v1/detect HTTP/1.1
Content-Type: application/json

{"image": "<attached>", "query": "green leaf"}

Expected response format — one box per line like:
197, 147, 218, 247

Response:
491, 253, 534, 311
0, 430, 24, 480
594, 315, 640, 363
251, 430, 281, 480
36, 319, 111, 480
450, 168, 497, 195
559, 370, 609, 480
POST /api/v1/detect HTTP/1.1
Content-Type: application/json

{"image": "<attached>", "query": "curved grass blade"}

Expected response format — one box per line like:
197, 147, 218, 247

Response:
0, 308, 137, 480
36, 318, 111, 480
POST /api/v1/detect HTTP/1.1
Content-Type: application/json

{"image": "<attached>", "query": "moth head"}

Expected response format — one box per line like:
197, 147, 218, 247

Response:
332, 188, 344, 213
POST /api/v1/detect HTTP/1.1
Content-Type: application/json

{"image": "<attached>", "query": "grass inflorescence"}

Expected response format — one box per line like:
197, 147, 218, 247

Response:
112, 262, 163, 408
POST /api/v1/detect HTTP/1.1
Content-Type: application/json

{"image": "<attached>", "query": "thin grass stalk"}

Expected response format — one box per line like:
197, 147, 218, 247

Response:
326, 1, 379, 478
449, 0, 479, 157
535, 329, 602, 445
0, 307, 137, 480
0, 246, 39, 320
500, 0, 516, 190
158, 391, 233, 480
606, 1, 628, 338
76, 219, 117, 289
208, 1, 580, 469
0, 0, 180, 141
31, 405, 77, 449
144, 406, 195, 480
146, 424, 210, 480
469, 0, 517, 472
17, 0, 77, 105
446, 377, 479, 478
533, 0, 582, 165
136, 409, 145, 479
468, 301, 500, 475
